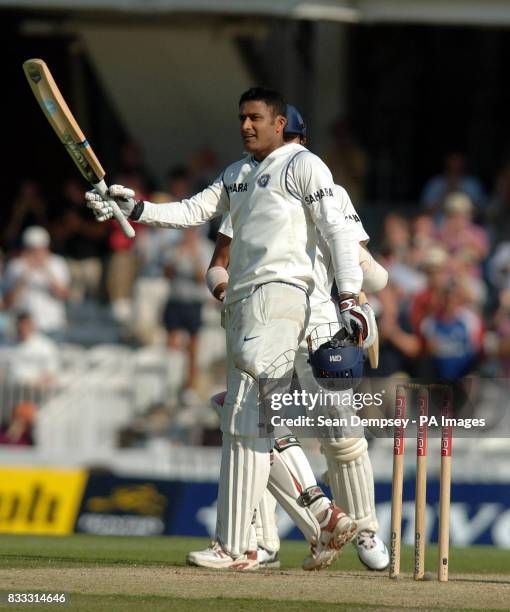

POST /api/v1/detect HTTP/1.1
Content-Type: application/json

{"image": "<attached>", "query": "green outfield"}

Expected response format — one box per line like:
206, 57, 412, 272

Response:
0, 535, 508, 611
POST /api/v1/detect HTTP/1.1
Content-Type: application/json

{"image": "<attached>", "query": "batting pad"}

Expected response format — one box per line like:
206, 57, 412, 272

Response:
268, 444, 321, 544
255, 490, 280, 553
216, 433, 272, 558
321, 437, 379, 534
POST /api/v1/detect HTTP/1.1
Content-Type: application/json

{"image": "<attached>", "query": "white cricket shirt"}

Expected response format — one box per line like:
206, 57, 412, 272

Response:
138, 143, 362, 305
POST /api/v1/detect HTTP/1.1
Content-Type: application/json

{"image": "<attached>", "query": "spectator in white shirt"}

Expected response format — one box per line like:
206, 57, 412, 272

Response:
2, 226, 70, 340
0, 311, 59, 387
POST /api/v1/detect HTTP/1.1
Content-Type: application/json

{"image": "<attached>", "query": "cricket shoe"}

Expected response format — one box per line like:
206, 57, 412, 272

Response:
302, 544, 341, 571
355, 530, 389, 571
186, 541, 259, 571
257, 547, 280, 569
302, 504, 357, 571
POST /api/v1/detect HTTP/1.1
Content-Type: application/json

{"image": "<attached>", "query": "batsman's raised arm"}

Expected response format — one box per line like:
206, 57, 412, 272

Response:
85, 176, 229, 228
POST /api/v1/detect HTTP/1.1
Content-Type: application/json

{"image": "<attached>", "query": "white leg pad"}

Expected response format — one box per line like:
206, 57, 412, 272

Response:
267, 436, 324, 544
255, 491, 280, 553
216, 433, 272, 558
321, 437, 379, 533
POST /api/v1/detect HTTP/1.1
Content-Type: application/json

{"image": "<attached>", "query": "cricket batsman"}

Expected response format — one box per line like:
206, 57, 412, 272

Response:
201, 106, 389, 572
86, 87, 377, 569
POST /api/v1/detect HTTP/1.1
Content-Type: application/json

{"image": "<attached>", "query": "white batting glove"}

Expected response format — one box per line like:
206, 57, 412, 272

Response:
339, 296, 377, 348
85, 184, 137, 222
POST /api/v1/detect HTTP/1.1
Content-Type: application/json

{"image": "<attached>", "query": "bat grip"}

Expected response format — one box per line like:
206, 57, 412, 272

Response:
94, 180, 136, 239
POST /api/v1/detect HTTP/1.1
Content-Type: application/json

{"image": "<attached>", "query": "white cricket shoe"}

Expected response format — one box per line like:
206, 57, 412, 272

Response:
186, 542, 259, 571
355, 530, 390, 571
257, 547, 280, 568
302, 503, 357, 571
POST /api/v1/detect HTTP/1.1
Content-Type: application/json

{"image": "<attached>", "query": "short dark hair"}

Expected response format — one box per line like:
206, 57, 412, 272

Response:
239, 87, 287, 117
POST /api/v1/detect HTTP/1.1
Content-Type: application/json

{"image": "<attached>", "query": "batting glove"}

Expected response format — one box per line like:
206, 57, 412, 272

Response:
339, 296, 377, 348
85, 184, 137, 222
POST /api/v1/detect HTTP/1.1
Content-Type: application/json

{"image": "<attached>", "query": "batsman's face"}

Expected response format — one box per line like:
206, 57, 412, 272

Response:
239, 101, 285, 160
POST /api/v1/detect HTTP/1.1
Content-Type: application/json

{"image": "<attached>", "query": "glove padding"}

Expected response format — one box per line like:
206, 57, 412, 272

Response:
339, 297, 377, 349
85, 184, 137, 222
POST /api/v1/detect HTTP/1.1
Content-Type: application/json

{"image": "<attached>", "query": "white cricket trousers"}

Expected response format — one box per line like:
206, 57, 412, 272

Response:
216, 282, 309, 558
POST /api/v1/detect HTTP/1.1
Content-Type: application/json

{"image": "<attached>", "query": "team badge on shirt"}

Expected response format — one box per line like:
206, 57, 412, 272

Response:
257, 174, 270, 188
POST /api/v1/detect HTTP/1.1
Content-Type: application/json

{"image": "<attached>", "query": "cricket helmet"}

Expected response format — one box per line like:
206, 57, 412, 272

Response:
285, 104, 307, 137
307, 322, 365, 390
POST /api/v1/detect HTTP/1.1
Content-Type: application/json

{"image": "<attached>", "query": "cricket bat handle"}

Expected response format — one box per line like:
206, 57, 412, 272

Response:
94, 180, 136, 239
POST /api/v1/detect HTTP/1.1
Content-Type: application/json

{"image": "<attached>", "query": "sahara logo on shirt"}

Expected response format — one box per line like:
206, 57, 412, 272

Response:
304, 187, 334, 205
345, 213, 361, 223
227, 182, 249, 193
257, 174, 270, 188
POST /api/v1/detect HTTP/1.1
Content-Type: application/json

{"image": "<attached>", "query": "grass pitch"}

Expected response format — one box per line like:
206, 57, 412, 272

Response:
0, 535, 508, 610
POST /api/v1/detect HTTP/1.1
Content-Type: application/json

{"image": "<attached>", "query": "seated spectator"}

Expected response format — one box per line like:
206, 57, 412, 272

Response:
420, 151, 486, 217
0, 401, 36, 446
2, 227, 70, 340
439, 192, 489, 269
52, 178, 108, 302
3, 180, 49, 251
163, 228, 213, 405
0, 312, 59, 387
420, 282, 484, 380
410, 246, 450, 333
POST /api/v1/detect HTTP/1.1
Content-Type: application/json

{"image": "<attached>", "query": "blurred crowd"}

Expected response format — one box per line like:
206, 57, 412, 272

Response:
1, 132, 510, 448
0, 141, 220, 445
372, 151, 510, 385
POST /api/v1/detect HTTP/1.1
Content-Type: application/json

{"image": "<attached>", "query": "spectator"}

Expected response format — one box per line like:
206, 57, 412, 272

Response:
0, 312, 59, 387
2, 227, 70, 340
163, 228, 213, 405
409, 246, 450, 333
52, 178, 108, 302
420, 152, 486, 217
420, 282, 484, 380
3, 180, 49, 251
0, 401, 36, 446
439, 192, 489, 268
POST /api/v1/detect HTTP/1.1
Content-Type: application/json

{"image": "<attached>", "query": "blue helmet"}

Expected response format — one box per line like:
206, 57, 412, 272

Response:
307, 323, 365, 391
285, 104, 307, 137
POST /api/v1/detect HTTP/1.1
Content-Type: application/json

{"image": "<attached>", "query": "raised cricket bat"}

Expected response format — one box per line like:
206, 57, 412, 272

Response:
359, 290, 379, 368
22, 58, 135, 239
